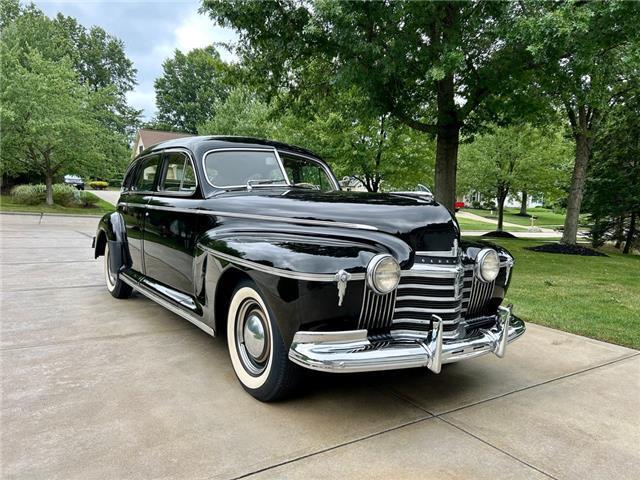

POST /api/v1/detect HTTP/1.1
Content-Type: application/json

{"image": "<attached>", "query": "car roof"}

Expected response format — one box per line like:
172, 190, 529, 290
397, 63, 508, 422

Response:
139, 135, 323, 161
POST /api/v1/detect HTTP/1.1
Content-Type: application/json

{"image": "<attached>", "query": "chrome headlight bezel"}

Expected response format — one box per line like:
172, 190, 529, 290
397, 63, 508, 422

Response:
366, 254, 401, 294
475, 248, 500, 283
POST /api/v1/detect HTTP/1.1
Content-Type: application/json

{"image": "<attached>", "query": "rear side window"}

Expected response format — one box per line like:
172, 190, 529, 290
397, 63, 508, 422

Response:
134, 155, 160, 191
160, 152, 197, 193
122, 162, 138, 191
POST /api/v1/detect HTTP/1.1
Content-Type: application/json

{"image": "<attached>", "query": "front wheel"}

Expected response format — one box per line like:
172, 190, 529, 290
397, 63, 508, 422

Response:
104, 242, 132, 299
227, 280, 301, 401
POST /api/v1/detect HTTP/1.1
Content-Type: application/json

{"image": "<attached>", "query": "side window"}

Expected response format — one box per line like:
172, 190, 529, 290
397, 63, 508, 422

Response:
160, 152, 197, 193
280, 153, 334, 192
122, 162, 138, 191
134, 155, 160, 191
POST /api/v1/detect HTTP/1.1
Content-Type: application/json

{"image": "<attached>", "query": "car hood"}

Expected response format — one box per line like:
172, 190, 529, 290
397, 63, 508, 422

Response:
202, 189, 459, 252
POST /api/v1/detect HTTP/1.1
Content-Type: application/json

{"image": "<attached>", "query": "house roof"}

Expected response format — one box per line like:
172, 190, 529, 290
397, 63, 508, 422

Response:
138, 128, 194, 148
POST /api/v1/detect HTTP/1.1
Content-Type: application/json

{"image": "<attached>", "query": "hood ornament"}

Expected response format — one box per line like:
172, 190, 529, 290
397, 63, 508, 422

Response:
335, 269, 351, 307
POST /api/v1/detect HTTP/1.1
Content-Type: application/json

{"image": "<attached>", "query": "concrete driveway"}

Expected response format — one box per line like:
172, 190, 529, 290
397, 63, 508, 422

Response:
1, 213, 638, 480
91, 188, 121, 206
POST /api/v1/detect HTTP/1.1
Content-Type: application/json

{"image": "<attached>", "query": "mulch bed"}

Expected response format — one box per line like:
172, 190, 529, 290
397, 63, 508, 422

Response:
525, 242, 608, 257
481, 231, 517, 238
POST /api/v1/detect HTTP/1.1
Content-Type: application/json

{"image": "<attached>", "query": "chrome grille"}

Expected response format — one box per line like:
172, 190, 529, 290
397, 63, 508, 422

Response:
392, 263, 464, 333
358, 255, 507, 334
461, 266, 495, 318
358, 288, 396, 330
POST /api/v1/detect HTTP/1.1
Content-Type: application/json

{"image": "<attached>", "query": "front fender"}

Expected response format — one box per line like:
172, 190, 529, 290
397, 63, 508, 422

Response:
197, 223, 413, 276
196, 225, 413, 345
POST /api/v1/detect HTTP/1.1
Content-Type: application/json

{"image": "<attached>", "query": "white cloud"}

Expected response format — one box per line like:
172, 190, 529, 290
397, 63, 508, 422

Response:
174, 11, 237, 60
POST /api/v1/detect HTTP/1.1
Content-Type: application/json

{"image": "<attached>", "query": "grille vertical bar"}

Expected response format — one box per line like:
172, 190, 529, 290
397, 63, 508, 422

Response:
358, 288, 396, 330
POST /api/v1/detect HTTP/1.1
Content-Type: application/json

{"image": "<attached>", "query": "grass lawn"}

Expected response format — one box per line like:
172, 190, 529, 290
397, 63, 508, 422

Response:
0, 194, 114, 216
479, 237, 640, 349
457, 216, 526, 232
468, 206, 568, 227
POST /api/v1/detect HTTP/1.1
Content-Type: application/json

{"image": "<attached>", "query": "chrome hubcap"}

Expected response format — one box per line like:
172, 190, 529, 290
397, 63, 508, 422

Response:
243, 314, 266, 360
236, 300, 270, 376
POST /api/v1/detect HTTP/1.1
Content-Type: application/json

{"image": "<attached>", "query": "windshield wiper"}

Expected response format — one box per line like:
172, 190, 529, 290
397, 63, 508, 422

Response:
291, 182, 320, 190
246, 179, 288, 191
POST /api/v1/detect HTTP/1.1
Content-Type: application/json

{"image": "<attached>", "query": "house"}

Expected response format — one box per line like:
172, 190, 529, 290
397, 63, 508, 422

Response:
131, 129, 195, 159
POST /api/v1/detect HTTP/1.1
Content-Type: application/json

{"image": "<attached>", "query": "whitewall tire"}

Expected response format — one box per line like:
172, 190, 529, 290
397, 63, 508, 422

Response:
227, 280, 301, 401
104, 242, 132, 299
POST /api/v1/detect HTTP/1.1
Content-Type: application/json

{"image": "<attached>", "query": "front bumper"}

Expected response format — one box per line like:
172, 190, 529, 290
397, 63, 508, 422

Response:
289, 306, 525, 373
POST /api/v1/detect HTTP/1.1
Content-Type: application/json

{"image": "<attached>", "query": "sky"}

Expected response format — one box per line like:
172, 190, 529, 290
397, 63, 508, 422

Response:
34, 0, 237, 120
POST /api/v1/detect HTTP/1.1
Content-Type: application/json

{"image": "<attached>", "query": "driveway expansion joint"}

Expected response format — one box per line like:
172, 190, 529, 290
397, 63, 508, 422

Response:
224, 413, 435, 480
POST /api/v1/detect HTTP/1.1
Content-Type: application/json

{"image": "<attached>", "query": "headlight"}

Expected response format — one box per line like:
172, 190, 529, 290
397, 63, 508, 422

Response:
475, 248, 500, 283
367, 254, 401, 294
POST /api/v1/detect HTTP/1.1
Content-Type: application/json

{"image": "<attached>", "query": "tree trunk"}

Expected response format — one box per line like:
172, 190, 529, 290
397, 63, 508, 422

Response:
519, 191, 528, 216
45, 173, 54, 206
614, 215, 625, 249
497, 189, 508, 232
434, 73, 459, 211
623, 213, 636, 254
561, 133, 591, 245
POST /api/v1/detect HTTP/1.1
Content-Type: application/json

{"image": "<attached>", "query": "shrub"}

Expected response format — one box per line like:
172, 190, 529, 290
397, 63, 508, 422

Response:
89, 181, 108, 190
10, 183, 94, 207
108, 178, 123, 187
52, 183, 77, 206
482, 200, 496, 210
76, 191, 99, 207
11, 184, 47, 204
471, 200, 482, 209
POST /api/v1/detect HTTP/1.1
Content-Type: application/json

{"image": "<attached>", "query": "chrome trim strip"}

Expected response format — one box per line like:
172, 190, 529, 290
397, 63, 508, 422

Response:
396, 295, 462, 302
289, 315, 525, 373
117, 202, 378, 231
198, 244, 366, 282
397, 283, 454, 291
394, 306, 461, 314
120, 273, 214, 336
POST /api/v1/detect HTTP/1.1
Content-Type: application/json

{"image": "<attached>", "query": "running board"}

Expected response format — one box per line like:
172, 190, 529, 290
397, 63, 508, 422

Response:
120, 273, 214, 336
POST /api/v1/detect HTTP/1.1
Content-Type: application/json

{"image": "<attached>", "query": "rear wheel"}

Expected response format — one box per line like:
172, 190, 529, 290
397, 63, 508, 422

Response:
104, 242, 132, 299
227, 280, 301, 401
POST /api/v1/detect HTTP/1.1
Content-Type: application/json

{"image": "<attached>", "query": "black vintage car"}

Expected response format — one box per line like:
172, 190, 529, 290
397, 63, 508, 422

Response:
94, 136, 525, 401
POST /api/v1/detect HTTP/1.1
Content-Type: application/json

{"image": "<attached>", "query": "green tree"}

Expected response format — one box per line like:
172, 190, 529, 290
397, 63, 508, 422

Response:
0, 0, 140, 137
201, 0, 542, 209
516, 1, 640, 245
584, 97, 640, 254
198, 87, 274, 139
1, 50, 108, 204
154, 46, 233, 133
458, 125, 571, 231
199, 87, 434, 191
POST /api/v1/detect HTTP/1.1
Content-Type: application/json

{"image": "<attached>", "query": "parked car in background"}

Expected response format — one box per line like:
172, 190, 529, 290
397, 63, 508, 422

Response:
93, 136, 525, 401
64, 174, 84, 190
455, 201, 465, 212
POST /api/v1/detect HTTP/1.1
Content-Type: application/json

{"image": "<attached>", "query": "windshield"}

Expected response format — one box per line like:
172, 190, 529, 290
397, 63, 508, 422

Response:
204, 150, 287, 187
204, 149, 338, 191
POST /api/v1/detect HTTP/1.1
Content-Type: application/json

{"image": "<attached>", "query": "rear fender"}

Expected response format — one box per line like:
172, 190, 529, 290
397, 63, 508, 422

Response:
95, 211, 131, 272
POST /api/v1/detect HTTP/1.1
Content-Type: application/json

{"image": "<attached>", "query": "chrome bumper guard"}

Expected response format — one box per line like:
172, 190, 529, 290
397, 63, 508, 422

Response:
289, 305, 525, 373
